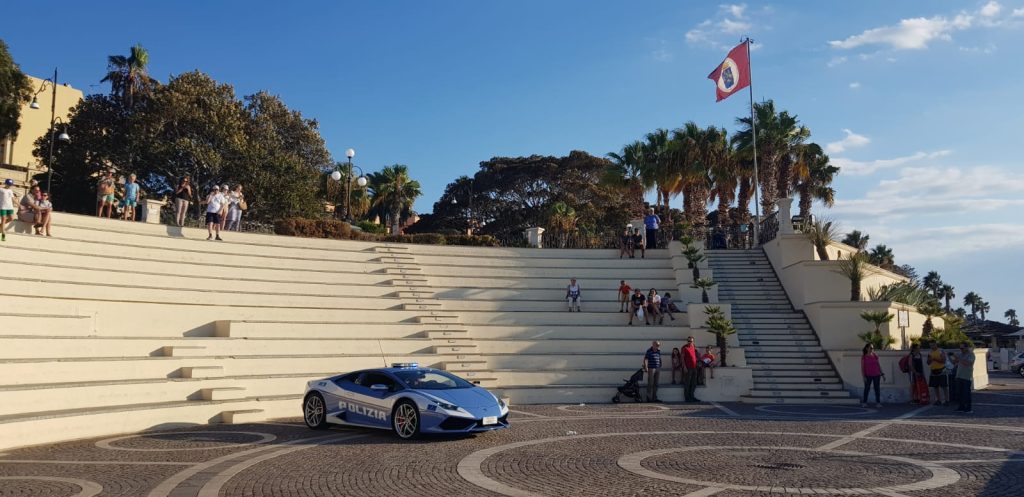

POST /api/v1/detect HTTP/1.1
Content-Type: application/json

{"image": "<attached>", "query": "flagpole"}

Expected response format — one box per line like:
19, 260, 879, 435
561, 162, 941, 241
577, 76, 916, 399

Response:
745, 37, 761, 247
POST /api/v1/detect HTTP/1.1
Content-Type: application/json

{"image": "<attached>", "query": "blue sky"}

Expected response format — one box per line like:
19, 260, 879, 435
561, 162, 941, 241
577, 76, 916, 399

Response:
5, 1, 1022, 319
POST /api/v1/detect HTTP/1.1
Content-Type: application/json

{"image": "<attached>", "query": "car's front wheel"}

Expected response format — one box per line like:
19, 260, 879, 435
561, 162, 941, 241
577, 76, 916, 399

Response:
392, 400, 419, 439
1017, 366, 1024, 378
304, 393, 328, 430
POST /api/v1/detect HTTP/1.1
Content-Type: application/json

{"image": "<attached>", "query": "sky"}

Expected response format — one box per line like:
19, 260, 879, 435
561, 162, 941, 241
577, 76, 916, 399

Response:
4, 1, 1022, 319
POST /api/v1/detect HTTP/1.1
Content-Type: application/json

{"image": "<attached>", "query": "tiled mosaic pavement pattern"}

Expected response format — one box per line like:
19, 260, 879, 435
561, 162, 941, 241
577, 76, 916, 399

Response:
1, 374, 1022, 496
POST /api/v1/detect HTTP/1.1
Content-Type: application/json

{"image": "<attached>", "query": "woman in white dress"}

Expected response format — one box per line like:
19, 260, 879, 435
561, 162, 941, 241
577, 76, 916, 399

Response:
226, 184, 244, 231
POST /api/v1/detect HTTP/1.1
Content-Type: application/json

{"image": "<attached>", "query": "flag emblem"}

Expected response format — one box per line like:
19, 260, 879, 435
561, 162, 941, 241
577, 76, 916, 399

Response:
707, 41, 751, 101
718, 59, 739, 92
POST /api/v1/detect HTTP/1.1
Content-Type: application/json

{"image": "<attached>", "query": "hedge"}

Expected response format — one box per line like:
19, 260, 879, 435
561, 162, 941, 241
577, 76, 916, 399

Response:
274, 218, 500, 246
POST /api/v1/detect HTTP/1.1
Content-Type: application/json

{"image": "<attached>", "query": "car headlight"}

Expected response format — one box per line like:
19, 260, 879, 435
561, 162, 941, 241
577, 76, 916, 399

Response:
499, 398, 507, 408
436, 401, 459, 411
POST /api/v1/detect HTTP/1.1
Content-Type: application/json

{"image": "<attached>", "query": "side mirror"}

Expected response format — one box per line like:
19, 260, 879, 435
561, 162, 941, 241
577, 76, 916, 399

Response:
370, 384, 388, 392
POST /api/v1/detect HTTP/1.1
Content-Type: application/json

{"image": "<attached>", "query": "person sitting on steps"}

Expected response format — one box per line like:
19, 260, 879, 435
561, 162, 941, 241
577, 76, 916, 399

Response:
565, 278, 582, 312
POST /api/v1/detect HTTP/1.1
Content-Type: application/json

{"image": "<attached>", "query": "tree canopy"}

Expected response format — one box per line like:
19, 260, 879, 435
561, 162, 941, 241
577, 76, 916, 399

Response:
0, 39, 33, 142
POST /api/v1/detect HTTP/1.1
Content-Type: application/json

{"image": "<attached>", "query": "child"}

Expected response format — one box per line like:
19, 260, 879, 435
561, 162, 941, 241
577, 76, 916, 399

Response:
646, 289, 661, 324
701, 346, 717, 380
0, 179, 18, 242
565, 278, 582, 312
659, 292, 677, 323
618, 280, 631, 312
619, 226, 633, 259
670, 348, 682, 384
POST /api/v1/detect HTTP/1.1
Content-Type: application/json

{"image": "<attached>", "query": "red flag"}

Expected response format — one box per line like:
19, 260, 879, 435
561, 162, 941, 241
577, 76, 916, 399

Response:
707, 41, 751, 102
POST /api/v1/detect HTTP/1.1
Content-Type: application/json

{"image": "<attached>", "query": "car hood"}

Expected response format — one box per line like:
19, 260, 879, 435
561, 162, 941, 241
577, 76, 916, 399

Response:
422, 387, 498, 408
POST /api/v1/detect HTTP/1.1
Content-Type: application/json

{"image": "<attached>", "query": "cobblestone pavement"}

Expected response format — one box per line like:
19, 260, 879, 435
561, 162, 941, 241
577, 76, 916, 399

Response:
1, 382, 1022, 497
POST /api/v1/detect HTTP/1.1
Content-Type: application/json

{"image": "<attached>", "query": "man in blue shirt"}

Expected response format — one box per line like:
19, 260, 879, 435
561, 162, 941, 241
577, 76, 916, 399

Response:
644, 208, 661, 249
643, 340, 662, 402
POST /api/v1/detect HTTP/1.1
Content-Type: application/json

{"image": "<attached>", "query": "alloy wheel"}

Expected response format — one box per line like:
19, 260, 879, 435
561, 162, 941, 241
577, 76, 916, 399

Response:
394, 403, 418, 438
304, 395, 324, 428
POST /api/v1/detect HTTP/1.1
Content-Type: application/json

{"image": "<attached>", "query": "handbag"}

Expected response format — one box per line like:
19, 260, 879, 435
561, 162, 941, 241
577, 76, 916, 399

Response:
239, 198, 248, 211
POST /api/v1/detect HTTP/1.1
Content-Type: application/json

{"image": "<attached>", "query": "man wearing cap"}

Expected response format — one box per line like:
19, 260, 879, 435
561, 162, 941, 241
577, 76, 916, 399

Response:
96, 170, 117, 218
0, 179, 19, 241
642, 340, 663, 403
205, 185, 226, 241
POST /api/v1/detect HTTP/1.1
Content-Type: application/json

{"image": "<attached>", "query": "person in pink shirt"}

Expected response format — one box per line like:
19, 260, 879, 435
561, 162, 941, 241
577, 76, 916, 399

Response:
861, 343, 885, 408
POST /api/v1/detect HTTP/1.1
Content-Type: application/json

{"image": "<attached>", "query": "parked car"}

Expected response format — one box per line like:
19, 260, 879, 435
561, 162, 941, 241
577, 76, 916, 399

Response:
1009, 351, 1024, 378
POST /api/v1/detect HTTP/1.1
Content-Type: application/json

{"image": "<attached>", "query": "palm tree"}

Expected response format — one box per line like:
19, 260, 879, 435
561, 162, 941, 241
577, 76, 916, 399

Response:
841, 230, 870, 251
1006, 309, 1020, 327
922, 271, 943, 298
859, 310, 896, 350
642, 129, 677, 225
605, 140, 650, 217
704, 306, 737, 367
835, 251, 871, 301
734, 100, 809, 216
962, 292, 981, 319
369, 165, 422, 235
682, 245, 706, 280
101, 43, 155, 109
709, 138, 739, 227
670, 122, 716, 230
917, 300, 942, 337
979, 301, 991, 321
547, 201, 578, 247
691, 278, 717, 304
791, 143, 838, 219
939, 284, 955, 313
868, 244, 895, 270
803, 218, 840, 261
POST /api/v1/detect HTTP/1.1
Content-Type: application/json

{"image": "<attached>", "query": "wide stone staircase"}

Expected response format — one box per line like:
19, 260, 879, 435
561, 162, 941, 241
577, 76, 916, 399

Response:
1, 212, 736, 450
707, 249, 859, 404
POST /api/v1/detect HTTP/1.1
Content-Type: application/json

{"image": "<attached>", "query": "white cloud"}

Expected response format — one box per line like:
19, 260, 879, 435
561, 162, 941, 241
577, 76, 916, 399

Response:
873, 224, 1024, 261
959, 43, 997, 53
720, 4, 746, 19
1014, 7, 1024, 17
980, 1, 1002, 17
721, 18, 752, 34
826, 129, 870, 154
832, 150, 951, 176
829, 16, 971, 50
849, 81, 861, 89
686, 4, 760, 49
827, 56, 847, 67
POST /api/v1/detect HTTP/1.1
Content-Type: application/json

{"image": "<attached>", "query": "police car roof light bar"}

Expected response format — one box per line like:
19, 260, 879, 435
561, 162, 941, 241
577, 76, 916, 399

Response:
391, 363, 419, 368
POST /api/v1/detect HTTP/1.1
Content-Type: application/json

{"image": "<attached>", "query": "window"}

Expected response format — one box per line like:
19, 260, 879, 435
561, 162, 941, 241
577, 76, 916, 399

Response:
357, 373, 398, 392
394, 370, 473, 390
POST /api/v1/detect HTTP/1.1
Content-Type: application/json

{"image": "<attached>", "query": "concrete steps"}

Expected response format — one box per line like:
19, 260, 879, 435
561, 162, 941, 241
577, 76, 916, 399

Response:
708, 249, 858, 405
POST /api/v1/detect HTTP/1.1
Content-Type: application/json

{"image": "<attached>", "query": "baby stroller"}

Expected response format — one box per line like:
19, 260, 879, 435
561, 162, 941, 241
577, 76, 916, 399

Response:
612, 369, 645, 403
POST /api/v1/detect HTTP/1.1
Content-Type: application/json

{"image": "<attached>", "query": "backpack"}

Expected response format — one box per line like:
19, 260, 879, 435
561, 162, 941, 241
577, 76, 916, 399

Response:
898, 354, 910, 373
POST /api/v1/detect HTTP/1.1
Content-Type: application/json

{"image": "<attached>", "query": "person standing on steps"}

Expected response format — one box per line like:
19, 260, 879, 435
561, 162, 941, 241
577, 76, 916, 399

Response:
954, 342, 975, 414
174, 176, 193, 227
628, 288, 648, 326
927, 341, 949, 406
670, 347, 682, 384
0, 179, 18, 242
644, 207, 661, 250
565, 278, 582, 312
122, 173, 140, 222
618, 280, 631, 312
861, 343, 884, 408
205, 185, 225, 241
907, 343, 927, 404
681, 336, 700, 402
96, 169, 117, 218
619, 226, 633, 259
642, 340, 662, 403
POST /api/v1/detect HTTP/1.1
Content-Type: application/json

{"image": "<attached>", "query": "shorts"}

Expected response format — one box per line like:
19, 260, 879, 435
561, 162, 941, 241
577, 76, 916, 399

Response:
205, 212, 221, 224
928, 373, 948, 388
0, 209, 13, 217
98, 194, 115, 204
123, 199, 137, 207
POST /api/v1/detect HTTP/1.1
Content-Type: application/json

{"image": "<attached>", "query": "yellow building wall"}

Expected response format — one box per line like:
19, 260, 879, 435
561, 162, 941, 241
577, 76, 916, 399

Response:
0, 75, 83, 186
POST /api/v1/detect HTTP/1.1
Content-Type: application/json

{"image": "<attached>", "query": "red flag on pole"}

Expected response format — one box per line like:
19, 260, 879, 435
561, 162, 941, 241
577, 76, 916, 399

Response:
707, 41, 751, 102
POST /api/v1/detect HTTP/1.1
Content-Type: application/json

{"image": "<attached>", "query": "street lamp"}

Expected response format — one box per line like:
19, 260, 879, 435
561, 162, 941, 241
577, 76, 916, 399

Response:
30, 68, 71, 193
330, 148, 367, 222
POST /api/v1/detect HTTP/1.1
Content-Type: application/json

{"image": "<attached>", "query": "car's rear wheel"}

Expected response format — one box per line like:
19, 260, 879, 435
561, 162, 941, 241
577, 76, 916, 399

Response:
392, 401, 419, 439
304, 393, 327, 429
1017, 366, 1024, 378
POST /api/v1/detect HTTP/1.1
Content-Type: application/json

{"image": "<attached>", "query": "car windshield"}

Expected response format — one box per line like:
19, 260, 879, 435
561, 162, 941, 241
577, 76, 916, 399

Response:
393, 370, 473, 390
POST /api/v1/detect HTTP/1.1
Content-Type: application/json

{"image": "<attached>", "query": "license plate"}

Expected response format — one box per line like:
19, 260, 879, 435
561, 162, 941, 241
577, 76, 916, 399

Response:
482, 416, 498, 426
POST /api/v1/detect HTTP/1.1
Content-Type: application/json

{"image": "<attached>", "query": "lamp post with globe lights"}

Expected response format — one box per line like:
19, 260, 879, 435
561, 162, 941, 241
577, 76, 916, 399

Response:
29, 68, 71, 193
330, 148, 367, 222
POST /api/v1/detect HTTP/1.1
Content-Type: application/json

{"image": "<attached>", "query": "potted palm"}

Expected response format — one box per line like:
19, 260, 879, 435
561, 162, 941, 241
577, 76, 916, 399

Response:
691, 278, 717, 304
682, 246, 706, 280
704, 306, 736, 367
835, 251, 870, 301
803, 218, 839, 260
917, 300, 942, 338
858, 310, 896, 350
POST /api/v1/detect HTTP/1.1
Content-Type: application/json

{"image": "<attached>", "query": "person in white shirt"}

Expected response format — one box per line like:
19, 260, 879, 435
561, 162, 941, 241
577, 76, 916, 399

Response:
205, 185, 225, 241
565, 278, 582, 312
0, 179, 19, 242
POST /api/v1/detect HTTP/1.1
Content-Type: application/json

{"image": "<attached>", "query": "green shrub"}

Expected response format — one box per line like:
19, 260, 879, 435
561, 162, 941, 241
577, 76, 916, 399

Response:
356, 220, 386, 234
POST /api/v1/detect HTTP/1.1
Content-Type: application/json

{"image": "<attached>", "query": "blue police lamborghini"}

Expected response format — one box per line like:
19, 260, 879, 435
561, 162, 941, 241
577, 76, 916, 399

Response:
301, 363, 509, 439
